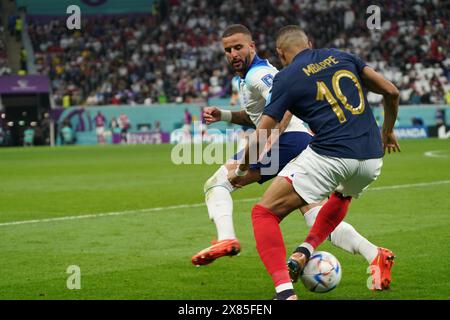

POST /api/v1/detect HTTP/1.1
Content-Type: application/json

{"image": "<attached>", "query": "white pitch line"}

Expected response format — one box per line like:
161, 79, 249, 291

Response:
0, 203, 207, 227
424, 150, 450, 158
0, 180, 449, 227
369, 179, 450, 191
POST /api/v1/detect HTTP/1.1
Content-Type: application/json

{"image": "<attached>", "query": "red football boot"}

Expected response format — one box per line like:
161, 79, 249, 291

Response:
369, 247, 395, 290
192, 239, 241, 266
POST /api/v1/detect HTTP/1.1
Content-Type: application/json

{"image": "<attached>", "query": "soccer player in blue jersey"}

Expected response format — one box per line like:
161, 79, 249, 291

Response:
229, 25, 400, 300
194, 25, 395, 292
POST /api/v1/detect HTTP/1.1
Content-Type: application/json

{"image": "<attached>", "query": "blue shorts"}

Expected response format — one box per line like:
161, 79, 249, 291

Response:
233, 131, 312, 184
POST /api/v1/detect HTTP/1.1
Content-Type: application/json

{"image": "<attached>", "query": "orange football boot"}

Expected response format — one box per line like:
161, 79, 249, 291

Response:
369, 247, 395, 290
191, 239, 241, 266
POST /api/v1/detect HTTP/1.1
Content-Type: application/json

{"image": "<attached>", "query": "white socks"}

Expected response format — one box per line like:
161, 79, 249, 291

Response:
303, 206, 378, 263
275, 282, 294, 293
204, 166, 236, 241
206, 187, 235, 240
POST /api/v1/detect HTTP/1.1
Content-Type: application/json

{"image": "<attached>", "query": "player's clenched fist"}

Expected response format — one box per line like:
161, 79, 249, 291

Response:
203, 107, 222, 125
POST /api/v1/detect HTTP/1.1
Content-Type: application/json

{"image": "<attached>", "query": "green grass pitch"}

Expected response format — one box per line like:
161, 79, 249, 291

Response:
0, 139, 449, 300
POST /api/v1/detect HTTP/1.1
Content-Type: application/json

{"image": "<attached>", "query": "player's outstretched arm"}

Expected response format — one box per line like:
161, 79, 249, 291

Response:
228, 115, 278, 187
229, 110, 255, 126
263, 111, 293, 150
277, 111, 293, 135
361, 67, 401, 154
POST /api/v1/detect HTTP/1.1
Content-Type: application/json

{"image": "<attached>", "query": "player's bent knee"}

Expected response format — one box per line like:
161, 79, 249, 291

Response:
203, 165, 234, 194
252, 204, 283, 222
257, 198, 291, 218
332, 191, 352, 201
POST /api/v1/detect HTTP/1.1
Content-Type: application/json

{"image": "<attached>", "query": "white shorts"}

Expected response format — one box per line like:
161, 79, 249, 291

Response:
278, 146, 383, 204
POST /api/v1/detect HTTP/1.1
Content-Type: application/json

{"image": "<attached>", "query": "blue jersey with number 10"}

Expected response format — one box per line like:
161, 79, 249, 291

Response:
264, 48, 383, 160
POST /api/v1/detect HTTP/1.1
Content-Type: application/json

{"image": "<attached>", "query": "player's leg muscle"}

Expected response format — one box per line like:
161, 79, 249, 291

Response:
258, 176, 306, 219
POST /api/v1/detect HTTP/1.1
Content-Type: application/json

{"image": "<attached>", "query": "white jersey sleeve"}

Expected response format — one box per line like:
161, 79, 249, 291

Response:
241, 66, 277, 127
245, 67, 275, 101
239, 57, 310, 133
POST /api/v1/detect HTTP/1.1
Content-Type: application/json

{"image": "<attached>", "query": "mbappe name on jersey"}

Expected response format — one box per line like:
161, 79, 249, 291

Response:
302, 55, 339, 76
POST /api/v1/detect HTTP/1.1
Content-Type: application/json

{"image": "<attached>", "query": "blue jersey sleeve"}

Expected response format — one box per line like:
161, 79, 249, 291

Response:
263, 72, 291, 122
346, 52, 367, 75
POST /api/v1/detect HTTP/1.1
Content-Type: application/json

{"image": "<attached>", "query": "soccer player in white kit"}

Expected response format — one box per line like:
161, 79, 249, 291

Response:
193, 25, 394, 291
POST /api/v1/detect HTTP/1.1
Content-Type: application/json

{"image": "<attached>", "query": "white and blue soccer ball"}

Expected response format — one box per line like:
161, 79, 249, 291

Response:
300, 251, 342, 293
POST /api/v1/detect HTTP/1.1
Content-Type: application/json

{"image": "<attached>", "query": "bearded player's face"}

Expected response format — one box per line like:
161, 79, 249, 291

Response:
222, 33, 255, 74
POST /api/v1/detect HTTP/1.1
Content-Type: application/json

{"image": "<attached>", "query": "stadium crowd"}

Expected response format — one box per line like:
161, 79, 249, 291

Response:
0, 17, 12, 76
24, 0, 449, 107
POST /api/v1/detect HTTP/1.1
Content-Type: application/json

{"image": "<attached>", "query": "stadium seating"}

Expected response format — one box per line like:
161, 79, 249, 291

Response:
18, 0, 450, 106
0, 21, 11, 76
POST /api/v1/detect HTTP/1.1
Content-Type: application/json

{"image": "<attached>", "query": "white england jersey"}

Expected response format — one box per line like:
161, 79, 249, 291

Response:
236, 55, 309, 133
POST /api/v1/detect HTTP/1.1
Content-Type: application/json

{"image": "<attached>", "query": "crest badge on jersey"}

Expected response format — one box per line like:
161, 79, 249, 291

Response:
261, 74, 274, 87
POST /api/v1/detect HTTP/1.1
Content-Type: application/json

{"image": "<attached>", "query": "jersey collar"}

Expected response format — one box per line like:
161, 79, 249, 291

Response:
293, 48, 312, 62
242, 54, 266, 79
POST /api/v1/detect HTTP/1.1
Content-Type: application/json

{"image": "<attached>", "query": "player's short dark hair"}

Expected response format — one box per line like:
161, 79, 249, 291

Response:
276, 25, 308, 48
276, 25, 304, 41
222, 24, 252, 39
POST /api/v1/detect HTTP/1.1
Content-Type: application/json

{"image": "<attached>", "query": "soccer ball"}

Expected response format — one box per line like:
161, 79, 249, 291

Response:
300, 251, 342, 293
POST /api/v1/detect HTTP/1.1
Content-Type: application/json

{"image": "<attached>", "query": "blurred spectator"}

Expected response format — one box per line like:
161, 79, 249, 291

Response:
94, 111, 106, 144
20, 46, 27, 71
435, 108, 446, 127
0, 23, 11, 76
183, 108, 192, 132
436, 108, 449, 139
118, 112, 130, 143
40, 112, 51, 145
61, 122, 76, 145
0, 114, 11, 146
154, 120, 161, 133
411, 116, 424, 126
0, 125, 5, 146
62, 93, 71, 108
15, 15, 23, 41
8, 14, 16, 36
230, 76, 240, 106
23, 125, 35, 146
110, 116, 122, 144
